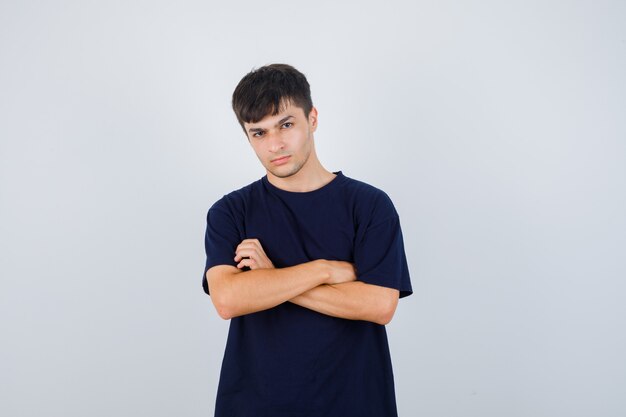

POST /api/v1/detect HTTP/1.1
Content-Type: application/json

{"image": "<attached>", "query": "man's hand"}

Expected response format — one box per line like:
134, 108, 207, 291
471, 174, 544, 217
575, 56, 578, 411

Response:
325, 260, 357, 285
233, 239, 355, 286
234, 238, 275, 270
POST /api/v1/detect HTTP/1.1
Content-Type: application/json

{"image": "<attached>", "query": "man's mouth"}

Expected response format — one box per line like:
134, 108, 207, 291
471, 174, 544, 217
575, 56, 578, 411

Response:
271, 155, 291, 165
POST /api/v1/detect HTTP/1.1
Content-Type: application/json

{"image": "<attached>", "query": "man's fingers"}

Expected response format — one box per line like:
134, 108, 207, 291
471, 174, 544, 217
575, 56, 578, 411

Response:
234, 239, 273, 269
236, 258, 256, 269
236, 238, 261, 249
239, 238, 260, 245
234, 248, 260, 262
235, 239, 264, 253
235, 245, 263, 257
234, 245, 255, 259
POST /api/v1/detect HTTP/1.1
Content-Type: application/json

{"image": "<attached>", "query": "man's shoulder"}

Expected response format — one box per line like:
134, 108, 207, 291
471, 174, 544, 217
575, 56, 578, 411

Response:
340, 173, 397, 213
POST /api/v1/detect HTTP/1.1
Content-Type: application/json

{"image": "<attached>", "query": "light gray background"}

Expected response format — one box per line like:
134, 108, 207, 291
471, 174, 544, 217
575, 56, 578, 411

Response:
1, 1, 625, 416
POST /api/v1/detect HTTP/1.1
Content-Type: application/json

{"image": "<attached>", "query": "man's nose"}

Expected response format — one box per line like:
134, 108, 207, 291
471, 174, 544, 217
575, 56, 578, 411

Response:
267, 131, 285, 152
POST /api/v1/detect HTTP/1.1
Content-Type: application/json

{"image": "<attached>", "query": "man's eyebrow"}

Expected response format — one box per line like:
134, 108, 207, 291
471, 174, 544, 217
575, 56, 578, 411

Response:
248, 115, 294, 133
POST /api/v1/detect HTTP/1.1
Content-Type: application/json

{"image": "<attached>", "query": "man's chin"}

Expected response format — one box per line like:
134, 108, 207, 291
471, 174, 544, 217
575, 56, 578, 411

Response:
267, 165, 300, 179
269, 171, 296, 179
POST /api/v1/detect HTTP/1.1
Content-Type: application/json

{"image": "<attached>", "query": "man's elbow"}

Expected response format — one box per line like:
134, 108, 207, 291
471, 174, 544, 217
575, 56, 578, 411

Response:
215, 303, 234, 320
207, 266, 240, 320
375, 292, 399, 325
376, 309, 394, 326
210, 286, 242, 320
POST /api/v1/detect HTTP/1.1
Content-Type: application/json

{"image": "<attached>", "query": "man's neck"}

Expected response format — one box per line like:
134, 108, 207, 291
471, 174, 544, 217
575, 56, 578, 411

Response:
267, 167, 336, 193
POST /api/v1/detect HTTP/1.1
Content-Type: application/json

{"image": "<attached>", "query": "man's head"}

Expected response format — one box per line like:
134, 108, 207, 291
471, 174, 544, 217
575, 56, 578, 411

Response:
232, 64, 313, 134
231, 64, 321, 182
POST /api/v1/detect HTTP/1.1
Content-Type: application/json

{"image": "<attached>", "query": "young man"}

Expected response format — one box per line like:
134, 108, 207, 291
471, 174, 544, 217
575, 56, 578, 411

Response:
203, 63, 413, 417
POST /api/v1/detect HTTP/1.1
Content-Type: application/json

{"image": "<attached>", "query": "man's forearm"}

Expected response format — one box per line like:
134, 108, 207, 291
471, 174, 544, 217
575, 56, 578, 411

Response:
208, 260, 330, 319
289, 281, 399, 325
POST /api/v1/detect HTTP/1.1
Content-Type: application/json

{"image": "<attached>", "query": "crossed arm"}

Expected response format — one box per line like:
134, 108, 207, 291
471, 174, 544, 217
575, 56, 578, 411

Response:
206, 239, 399, 325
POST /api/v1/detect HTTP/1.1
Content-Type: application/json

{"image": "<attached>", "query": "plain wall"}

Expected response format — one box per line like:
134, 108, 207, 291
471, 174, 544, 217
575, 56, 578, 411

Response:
1, 1, 625, 416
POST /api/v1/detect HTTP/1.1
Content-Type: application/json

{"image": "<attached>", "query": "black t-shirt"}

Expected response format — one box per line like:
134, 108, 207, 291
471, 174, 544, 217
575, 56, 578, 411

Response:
203, 171, 412, 417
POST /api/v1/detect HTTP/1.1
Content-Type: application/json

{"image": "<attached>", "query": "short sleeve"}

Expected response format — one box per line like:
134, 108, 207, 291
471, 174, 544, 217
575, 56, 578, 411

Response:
202, 204, 242, 295
353, 203, 413, 298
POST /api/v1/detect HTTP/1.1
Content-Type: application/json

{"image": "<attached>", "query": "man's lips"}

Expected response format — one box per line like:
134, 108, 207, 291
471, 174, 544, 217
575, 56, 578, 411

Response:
271, 155, 291, 165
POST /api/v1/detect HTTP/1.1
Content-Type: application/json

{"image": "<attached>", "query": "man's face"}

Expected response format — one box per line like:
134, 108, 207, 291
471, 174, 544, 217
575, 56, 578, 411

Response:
243, 101, 318, 179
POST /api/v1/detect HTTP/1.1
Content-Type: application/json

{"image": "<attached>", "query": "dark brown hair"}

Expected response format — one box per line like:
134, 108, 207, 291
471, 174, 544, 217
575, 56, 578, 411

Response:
231, 63, 313, 134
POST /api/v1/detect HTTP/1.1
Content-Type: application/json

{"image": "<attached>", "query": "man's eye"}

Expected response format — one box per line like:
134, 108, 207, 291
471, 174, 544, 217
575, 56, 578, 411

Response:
282, 122, 293, 128
253, 131, 264, 138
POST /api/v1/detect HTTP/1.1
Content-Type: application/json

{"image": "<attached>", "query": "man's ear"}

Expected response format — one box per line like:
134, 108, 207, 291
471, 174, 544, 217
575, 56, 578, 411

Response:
308, 106, 318, 132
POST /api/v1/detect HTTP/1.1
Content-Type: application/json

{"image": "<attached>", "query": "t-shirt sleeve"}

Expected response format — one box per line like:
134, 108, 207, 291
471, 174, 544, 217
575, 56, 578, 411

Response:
353, 197, 413, 298
202, 203, 242, 295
